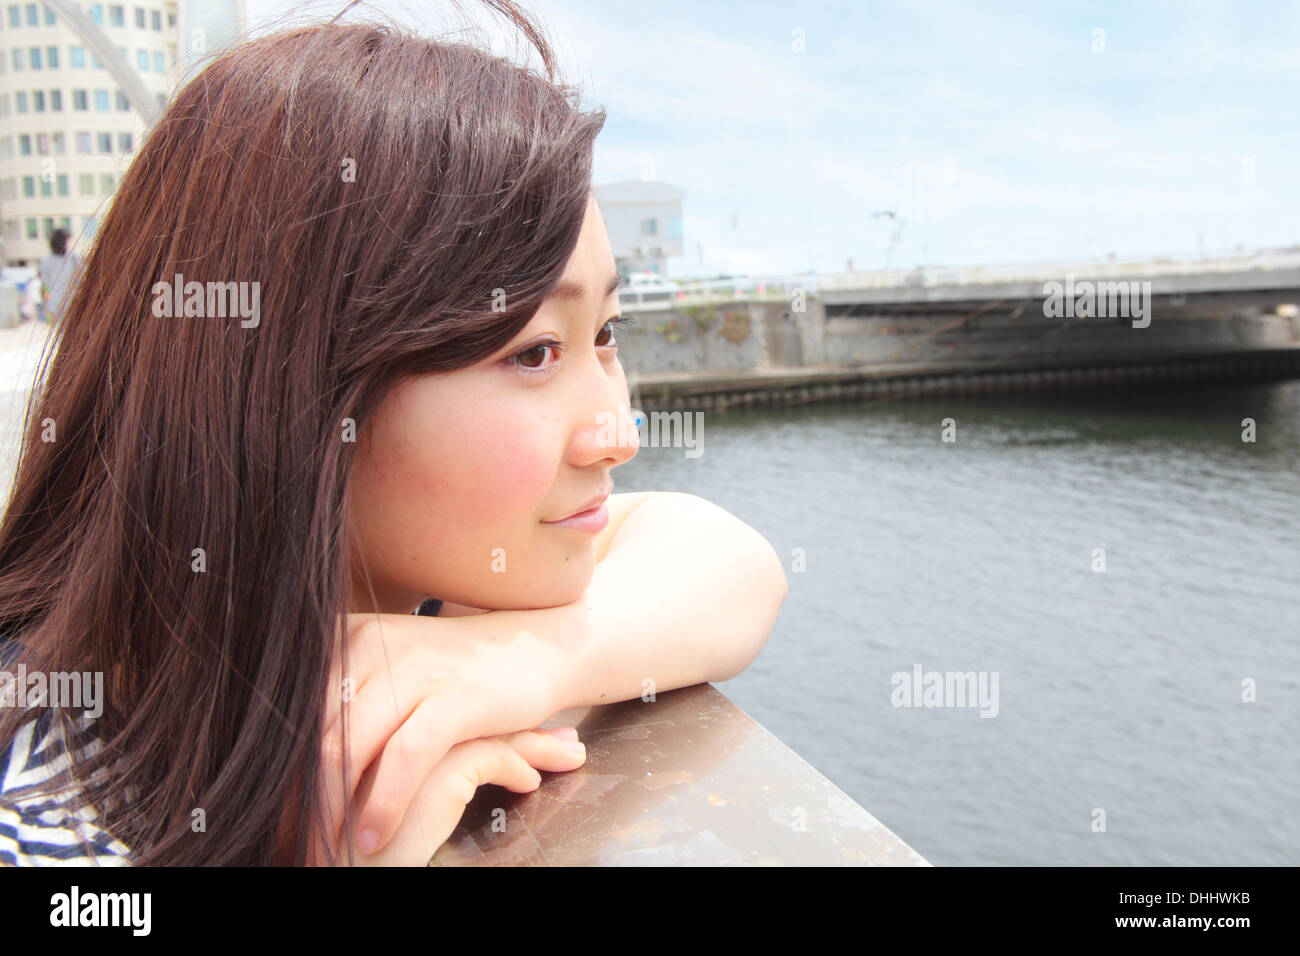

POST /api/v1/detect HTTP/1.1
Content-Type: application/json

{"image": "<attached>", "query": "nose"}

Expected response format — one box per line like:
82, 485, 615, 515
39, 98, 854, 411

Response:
568, 352, 639, 468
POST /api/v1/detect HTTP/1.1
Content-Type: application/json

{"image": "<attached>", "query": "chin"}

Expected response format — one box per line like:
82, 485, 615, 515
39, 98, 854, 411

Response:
471, 563, 594, 611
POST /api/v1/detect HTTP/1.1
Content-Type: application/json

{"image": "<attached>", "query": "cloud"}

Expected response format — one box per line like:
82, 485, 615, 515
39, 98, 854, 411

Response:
242, 0, 1300, 272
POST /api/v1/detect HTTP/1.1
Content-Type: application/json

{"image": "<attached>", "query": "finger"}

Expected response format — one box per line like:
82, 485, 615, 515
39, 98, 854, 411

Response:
500, 727, 587, 773
350, 736, 542, 867
321, 661, 565, 855
317, 676, 468, 857
355, 724, 587, 858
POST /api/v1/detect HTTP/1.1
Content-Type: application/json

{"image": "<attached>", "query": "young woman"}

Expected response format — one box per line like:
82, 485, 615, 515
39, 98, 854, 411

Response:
0, 4, 786, 867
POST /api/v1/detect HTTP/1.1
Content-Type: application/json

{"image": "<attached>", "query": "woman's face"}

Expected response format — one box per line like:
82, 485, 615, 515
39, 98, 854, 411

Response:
347, 196, 639, 615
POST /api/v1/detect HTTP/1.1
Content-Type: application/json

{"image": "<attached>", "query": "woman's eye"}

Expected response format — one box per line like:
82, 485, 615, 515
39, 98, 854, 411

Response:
510, 317, 630, 374
514, 342, 560, 370
597, 315, 632, 347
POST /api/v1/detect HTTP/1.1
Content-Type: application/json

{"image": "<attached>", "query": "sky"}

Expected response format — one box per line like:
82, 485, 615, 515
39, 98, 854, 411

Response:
241, 0, 1300, 278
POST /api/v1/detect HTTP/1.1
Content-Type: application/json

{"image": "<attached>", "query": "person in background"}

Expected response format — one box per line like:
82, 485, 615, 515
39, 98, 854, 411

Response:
37, 229, 83, 325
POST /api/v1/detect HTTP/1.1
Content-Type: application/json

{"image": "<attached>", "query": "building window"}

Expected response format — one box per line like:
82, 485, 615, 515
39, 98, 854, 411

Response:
26, 218, 38, 240
70, 46, 85, 68
11, 49, 24, 71
0, 94, 7, 118
0, 138, 11, 160
45, 45, 57, 68
136, 49, 147, 70
78, 173, 93, 196
115, 90, 128, 111
7, 8, 19, 30
118, 131, 131, 153
49, 88, 60, 110
133, 6, 143, 28
17, 133, 30, 155
14, 90, 26, 112
56, 173, 67, 196
23, 3, 35, 26
152, 50, 163, 72
94, 89, 109, 111
36, 132, 48, 154
72, 88, 86, 110
97, 131, 111, 153
32, 89, 43, 111
42, 217, 53, 237
150, 9, 159, 30
39, 177, 51, 198
42, 4, 52, 25
75, 130, 90, 152
27, 46, 40, 69
100, 173, 114, 194
52, 130, 63, 153
91, 52, 102, 69
167, 12, 173, 28
640, 218, 658, 236
89, 4, 102, 27
109, 5, 123, 27
22, 176, 35, 198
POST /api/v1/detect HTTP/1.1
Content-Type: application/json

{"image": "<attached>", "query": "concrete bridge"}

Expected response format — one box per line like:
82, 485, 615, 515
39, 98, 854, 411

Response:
616, 248, 1300, 411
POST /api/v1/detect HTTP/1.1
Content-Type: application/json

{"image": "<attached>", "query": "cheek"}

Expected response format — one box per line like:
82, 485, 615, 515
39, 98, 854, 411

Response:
404, 406, 559, 552
352, 375, 573, 604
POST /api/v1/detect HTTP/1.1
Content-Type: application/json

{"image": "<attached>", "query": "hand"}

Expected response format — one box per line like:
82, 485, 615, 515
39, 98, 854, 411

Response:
347, 726, 587, 866
312, 610, 568, 862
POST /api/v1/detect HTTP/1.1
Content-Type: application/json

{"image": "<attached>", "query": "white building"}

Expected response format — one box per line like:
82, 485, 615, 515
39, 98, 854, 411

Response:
0, 1, 244, 265
594, 179, 685, 278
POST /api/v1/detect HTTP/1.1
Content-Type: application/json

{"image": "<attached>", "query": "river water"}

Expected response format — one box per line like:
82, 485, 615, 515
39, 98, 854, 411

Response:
615, 377, 1300, 866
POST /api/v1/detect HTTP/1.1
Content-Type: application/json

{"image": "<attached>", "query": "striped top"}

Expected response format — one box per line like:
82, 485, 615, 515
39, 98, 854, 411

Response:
0, 597, 444, 866
0, 637, 130, 866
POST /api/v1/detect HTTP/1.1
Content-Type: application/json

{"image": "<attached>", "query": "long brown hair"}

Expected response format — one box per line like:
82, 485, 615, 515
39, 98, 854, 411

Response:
0, 2, 605, 865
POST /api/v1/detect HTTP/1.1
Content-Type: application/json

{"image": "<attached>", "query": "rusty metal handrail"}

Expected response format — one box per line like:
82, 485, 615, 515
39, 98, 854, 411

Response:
431, 682, 929, 866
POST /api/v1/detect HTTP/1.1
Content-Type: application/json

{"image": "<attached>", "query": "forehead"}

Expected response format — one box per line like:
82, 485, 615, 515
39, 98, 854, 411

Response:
549, 199, 619, 301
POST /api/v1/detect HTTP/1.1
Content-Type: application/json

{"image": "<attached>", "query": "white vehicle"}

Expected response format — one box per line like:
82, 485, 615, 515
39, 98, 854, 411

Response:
622, 271, 677, 300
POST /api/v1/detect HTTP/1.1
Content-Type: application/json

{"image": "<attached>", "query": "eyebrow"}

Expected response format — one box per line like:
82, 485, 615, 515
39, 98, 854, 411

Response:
547, 271, 621, 302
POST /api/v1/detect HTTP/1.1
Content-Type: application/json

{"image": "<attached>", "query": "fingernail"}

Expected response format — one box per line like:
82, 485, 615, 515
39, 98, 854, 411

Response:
357, 828, 380, 854
544, 726, 579, 741
561, 740, 586, 757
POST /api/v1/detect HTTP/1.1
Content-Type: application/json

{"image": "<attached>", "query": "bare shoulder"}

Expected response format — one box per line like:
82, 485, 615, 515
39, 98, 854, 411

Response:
592, 491, 661, 564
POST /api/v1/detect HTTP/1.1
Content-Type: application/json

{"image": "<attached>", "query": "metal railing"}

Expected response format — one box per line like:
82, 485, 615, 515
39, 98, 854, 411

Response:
431, 682, 930, 866
630, 247, 1300, 301
817, 246, 1300, 292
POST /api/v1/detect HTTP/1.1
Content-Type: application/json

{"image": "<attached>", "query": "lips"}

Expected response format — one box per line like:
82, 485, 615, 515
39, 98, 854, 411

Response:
545, 487, 612, 523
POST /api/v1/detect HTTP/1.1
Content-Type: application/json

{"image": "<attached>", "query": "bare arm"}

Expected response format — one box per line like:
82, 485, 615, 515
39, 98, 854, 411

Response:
338, 491, 788, 854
